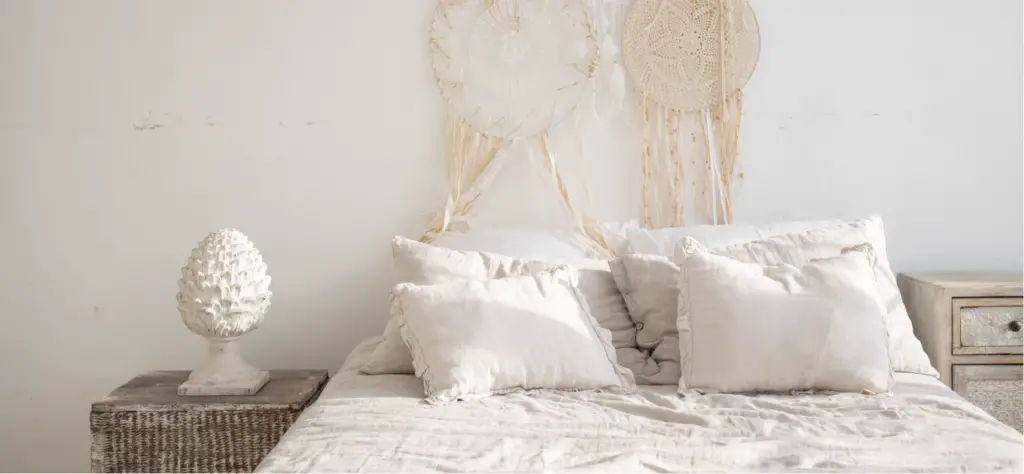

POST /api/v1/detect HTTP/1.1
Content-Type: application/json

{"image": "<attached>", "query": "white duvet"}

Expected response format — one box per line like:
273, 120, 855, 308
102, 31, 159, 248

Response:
257, 338, 1023, 473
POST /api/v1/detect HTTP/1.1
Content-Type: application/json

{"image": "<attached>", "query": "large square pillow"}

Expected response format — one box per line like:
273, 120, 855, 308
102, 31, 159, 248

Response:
626, 218, 843, 256
430, 222, 638, 260
360, 237, 652, 379
610, 216, 937, 384
395, 267, 636, 404
676, 237, 893, 394
430, 227, 597, 261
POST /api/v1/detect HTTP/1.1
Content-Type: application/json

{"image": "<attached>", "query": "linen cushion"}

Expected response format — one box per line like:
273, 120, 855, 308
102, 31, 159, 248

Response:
626, 218, 843, 256
431, 222, 637, 260
676, 237, 894, 394
395, 267, 636, 404
431, 227, 597, 261
360, 237, 650, 378
607, 254, 683, 385
610, 216, 937, 384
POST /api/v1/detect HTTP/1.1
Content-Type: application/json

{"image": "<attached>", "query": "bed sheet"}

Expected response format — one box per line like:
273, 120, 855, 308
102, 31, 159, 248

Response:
257, 337, 1023, 473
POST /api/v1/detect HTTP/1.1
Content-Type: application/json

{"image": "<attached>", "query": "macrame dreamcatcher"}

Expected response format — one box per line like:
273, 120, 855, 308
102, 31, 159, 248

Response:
423, 0, 617, 256
622, 0, 760, 227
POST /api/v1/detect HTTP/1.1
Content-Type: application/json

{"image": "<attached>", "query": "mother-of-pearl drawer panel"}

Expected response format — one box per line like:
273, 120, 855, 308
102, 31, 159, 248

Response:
953, 365, 1023, 433
954, 298, 1023, 355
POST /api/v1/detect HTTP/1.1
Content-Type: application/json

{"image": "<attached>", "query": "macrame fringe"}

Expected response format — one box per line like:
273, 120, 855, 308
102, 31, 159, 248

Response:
638, 0, 747, 228
641, 95, 654, 228
420, 116, 504, 243
421, 115, 616, 259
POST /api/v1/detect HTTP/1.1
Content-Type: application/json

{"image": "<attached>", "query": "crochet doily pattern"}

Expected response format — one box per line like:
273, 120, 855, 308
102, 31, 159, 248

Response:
431, 0, 599, 139
622, 0, 759, 112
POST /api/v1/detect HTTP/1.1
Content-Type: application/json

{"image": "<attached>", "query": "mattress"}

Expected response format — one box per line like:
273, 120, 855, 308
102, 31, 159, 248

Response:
257, 337, 1024, 473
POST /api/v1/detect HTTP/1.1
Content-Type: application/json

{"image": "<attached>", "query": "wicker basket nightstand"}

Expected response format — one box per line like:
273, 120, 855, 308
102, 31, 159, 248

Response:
90, 370, 328, 473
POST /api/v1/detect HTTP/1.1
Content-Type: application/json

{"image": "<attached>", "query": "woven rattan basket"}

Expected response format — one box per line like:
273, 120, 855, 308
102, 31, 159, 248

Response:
90, 370, 327, 473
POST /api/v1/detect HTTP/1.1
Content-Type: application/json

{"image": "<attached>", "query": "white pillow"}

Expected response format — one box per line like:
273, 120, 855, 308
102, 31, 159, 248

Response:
693, 216, 936, 378
395, 267, 636, 404
676, 237, 894, 394
610, 216, 938, 384
431, 227, 596, 261
626, 218, 843, 256
615, 218, 846, 376
360, 237, 651, 379
430, 222, 637, 260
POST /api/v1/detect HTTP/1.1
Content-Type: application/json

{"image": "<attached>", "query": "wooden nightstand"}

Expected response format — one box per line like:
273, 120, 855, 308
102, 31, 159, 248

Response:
90, 370, 328, 473
898, 272, 1022, 432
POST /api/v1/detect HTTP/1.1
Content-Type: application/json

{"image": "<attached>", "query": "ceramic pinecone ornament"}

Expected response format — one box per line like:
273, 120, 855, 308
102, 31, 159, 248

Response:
176, 228, 272, 396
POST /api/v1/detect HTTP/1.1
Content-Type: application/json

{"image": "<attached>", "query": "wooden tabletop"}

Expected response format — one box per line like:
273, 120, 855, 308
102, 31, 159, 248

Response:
899, 272, 1022, 297
900, 271, 1022, 287
92, 370, 329, 412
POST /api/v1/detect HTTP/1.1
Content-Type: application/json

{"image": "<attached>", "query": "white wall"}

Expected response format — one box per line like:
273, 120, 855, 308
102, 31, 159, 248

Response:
0, 1, 1020, 471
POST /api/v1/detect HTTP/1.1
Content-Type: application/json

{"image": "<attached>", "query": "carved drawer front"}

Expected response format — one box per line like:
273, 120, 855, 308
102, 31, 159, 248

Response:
953, 297, 1023, 355
953, 365, 1023, 432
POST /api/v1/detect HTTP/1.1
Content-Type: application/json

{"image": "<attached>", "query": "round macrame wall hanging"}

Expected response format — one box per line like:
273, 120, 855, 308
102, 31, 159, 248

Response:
621, 0, 760, 227
431, 0, 599, 139
421, 0, 616, 258
622, 0, 760, 112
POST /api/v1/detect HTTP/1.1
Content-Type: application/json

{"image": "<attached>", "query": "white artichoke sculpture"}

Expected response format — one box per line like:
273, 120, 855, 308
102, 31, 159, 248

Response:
176, 229, 272, 396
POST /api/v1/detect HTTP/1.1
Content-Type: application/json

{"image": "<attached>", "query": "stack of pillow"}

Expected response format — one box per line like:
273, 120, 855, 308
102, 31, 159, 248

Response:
360, 217, 938, 404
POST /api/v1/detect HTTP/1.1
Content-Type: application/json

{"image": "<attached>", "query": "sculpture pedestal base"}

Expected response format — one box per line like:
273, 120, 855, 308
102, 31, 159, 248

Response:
178, 370, 269, 396
178, 338, 270, 396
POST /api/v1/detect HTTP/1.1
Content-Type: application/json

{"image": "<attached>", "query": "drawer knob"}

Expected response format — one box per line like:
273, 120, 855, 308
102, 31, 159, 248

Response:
1009, 320, 1022, 332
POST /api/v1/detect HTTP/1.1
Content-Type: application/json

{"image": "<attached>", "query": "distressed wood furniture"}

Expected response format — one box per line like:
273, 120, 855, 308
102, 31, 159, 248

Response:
898, 272, 1022, 432
90, 370, 328, 473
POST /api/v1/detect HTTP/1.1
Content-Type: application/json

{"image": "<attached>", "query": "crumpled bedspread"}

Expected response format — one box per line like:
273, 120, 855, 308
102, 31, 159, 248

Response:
257, 338, 1023, 473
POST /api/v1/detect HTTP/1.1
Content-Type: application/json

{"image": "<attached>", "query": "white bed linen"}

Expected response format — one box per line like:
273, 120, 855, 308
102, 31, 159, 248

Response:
257, 338, 1024, 473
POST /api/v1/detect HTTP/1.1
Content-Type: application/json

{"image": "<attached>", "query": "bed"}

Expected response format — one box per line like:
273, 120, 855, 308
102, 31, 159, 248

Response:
257, 337, 1024, 473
